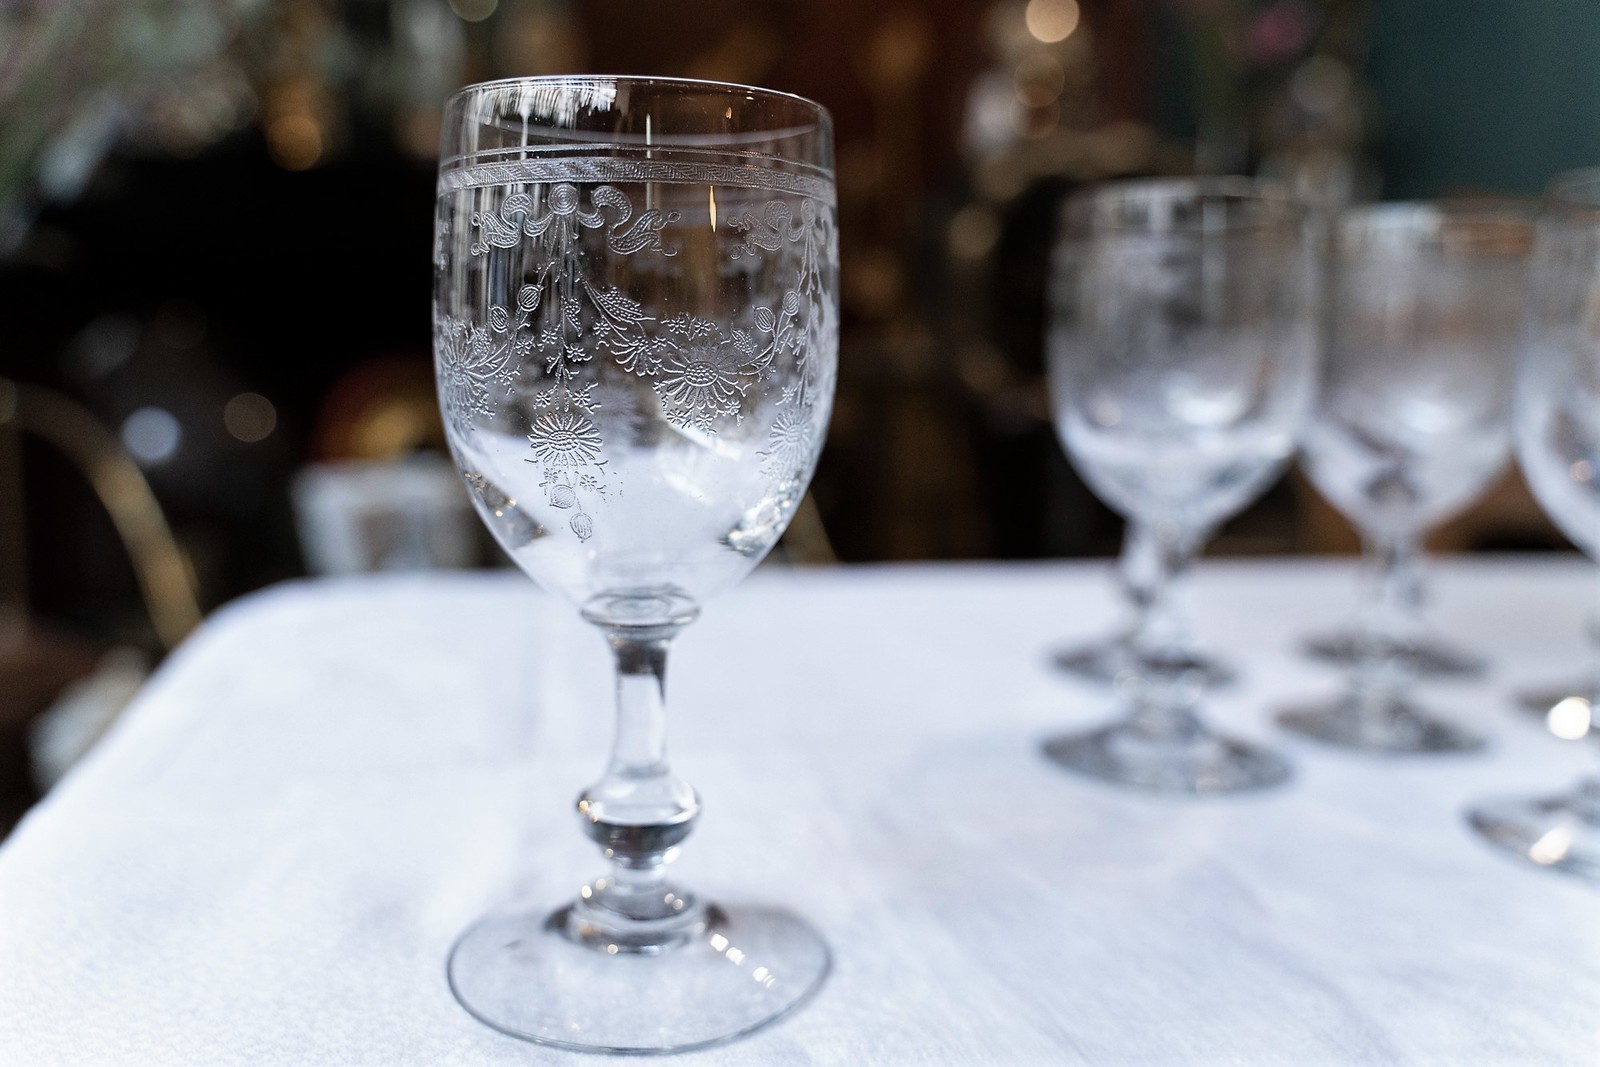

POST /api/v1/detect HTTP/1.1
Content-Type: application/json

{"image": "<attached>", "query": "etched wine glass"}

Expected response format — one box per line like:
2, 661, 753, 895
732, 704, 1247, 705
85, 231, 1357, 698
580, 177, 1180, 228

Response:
1278, 203, 1531, 752
1469, 170, 1600, 882
433, 76, 837, 1052
1043, 178, 1317, 793
1051, 519, 1235, 687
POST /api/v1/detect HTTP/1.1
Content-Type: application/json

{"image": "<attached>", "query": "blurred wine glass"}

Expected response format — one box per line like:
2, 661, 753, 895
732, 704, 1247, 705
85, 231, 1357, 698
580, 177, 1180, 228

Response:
1042, 178, 1317, 794
1279, 203, 1532, 753
1468, 170, 1600, 882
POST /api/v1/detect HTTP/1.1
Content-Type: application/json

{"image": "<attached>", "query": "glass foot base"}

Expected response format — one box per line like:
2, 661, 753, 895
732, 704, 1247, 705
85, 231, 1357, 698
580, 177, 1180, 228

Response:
448, 901, 829, 1054
1303, 631, 1486, 677
1277, 701, 1485, 754
1051, 638, 1234, 688
1467, 793, 1600, 883
1041, 721, 1291, 794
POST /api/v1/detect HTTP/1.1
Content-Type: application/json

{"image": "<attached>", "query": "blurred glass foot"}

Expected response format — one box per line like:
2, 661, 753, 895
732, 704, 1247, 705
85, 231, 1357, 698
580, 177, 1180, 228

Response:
1467, 783, 1600, 884
1303, 630, 1486, 677
1042, 721, 1290, 794
1278, 697, 1485, 754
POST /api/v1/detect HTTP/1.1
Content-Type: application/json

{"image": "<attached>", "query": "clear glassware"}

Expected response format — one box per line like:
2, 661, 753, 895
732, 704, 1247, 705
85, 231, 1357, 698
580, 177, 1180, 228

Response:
1469, 170, 1600, 883
1050, 519, 1236, 687
433, 76, 837, 1051
1042, 177, 1317, 794
1278, 203, 1532, 753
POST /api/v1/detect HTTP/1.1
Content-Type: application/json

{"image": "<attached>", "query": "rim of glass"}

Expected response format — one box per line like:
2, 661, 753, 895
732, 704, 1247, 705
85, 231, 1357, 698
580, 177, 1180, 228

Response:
1337, 199, 1534, 256
444, 74, 832, 127
1061, 176, 1308, 235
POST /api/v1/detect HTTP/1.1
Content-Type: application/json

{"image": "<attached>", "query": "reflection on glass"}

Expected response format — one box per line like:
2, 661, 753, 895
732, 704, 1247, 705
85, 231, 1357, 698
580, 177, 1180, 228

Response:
1546, 697, 1594, 742
1527, 827, 1574, 867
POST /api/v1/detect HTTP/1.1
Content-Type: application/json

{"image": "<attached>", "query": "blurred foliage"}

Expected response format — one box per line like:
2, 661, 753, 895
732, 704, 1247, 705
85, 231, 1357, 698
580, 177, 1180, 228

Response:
0, 0, 270, 252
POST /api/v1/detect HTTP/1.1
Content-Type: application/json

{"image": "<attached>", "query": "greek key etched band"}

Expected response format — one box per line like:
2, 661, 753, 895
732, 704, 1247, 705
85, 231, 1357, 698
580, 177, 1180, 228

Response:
439, 157, 835, 205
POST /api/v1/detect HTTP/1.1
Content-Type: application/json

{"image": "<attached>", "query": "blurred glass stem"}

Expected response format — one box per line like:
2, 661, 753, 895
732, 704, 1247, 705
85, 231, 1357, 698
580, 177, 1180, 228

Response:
1126, 523, 1205, 740
1348, 534, 1424, 721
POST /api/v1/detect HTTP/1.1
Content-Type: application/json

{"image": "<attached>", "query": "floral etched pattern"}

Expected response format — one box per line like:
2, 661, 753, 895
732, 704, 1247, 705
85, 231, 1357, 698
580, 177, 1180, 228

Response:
651, 316, 757, 431
436, 315, 516, 438
528, 410, 604, 468
760, 406, 815, 480
437, 173, 834, 547
728, 201, 805, 259
470, 183, 680, 259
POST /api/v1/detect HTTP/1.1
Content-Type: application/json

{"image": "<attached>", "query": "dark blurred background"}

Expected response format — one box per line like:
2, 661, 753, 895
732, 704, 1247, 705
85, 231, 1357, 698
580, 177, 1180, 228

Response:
3, 0, 1599, 820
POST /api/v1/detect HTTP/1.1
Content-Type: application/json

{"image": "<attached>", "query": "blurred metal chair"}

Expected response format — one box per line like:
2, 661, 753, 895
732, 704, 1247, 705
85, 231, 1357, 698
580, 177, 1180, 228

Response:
0, 376, 202, 651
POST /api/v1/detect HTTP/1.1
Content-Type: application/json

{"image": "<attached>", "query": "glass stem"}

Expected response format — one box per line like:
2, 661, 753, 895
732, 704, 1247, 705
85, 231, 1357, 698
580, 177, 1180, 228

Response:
1127, 524, 1204, 742
1118, 520, 1162, 635
568, 621, 705, 952
1351, 533, 1422, 718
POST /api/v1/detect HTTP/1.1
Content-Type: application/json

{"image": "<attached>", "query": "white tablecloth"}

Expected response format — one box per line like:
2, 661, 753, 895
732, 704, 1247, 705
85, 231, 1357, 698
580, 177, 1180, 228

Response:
2, 558, 1597, 1065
